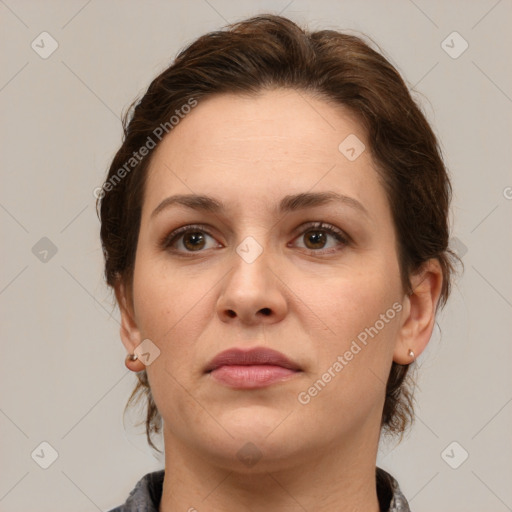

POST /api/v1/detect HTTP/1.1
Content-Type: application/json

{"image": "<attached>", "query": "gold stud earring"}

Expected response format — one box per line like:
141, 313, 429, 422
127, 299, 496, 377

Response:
125, 353, 144, 372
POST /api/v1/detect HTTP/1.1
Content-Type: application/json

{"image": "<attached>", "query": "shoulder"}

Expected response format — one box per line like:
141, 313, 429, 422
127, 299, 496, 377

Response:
376, 466, 411, 512
107, 469, 165, 512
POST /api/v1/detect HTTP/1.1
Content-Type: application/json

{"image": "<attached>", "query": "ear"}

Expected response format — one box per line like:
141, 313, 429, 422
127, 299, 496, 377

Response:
114, 278, 143, 355
393, 259, 443, 364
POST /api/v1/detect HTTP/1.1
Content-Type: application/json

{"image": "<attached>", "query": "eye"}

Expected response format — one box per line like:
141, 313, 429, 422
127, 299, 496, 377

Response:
160, 224, 220, 253
160, 221, 350, 256
290, 221, 350, 255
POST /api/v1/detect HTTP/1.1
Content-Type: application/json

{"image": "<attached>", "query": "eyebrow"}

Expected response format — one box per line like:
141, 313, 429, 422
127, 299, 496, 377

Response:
150, 191, 369, 219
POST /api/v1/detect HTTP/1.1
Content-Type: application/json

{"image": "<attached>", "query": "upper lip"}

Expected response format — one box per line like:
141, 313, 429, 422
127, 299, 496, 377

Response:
205, 347, 301, 373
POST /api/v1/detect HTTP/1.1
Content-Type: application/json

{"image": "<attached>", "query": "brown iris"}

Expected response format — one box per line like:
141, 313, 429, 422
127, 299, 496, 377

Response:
183, 232, 206, 251
303, 230, 327, 250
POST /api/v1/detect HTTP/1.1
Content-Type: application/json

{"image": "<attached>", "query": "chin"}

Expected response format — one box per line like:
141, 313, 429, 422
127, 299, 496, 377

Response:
208, 436, 301, 475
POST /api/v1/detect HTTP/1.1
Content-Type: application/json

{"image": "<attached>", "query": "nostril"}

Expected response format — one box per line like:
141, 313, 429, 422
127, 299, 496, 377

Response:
260, 308, 271, 316
226, 310, 236, 318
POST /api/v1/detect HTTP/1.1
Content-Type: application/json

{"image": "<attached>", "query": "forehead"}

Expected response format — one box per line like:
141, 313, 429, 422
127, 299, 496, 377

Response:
142, 89, 388, 222
153, 89, 364, 162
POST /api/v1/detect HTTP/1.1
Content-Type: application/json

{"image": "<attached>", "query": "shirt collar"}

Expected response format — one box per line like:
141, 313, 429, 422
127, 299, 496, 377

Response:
109, 466, 411, 512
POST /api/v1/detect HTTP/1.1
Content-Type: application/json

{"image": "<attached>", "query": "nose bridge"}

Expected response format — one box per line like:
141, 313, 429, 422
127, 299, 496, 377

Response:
229, 232, 273, 292
228, 212, 274, 266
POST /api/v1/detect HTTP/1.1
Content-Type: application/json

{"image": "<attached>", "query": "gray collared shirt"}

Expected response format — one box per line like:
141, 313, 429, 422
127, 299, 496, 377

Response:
108, 467, 411, 511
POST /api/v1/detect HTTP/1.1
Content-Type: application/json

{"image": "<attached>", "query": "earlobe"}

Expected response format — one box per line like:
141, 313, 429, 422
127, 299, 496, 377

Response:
393, 259, 443, 365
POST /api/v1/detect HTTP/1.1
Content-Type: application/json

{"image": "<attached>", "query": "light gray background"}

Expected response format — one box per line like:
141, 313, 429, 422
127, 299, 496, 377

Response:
1, 1, 511, 511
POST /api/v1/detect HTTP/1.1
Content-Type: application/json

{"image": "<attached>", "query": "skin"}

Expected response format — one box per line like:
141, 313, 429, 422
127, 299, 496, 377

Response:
116, 89, 443, 512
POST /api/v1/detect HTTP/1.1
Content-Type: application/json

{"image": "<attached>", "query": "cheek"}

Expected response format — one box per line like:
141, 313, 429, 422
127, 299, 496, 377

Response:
133, 247, 189, 318
309, 264, 401, 342
131, 254, 220, 370
306, 265, 402, 386
297, 283, 400, 425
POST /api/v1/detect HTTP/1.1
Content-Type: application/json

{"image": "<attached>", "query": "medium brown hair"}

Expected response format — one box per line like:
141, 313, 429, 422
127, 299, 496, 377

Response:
97, 14, 457, 452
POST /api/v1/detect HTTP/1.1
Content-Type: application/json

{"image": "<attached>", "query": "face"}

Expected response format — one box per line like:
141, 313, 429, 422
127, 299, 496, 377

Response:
120, 89, 410, 471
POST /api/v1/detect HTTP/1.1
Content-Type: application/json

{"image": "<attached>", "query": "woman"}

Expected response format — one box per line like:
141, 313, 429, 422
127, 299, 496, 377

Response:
98, 13, 456, 512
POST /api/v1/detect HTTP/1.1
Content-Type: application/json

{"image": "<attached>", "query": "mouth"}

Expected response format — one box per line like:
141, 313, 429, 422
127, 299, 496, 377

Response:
205, 347, 302, 389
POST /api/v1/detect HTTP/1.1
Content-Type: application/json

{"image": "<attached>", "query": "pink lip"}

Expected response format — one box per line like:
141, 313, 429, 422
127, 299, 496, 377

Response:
205, 347, 302, 389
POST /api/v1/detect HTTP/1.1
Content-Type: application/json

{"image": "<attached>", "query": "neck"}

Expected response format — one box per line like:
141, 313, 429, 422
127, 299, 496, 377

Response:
159, 427, 382, 512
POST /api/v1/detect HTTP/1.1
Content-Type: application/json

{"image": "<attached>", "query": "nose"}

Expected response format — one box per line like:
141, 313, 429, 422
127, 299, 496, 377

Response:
216, 246, 288, 326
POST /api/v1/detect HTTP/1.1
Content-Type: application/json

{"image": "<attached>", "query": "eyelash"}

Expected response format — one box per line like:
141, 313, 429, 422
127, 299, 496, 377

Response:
159, 221, 351, 257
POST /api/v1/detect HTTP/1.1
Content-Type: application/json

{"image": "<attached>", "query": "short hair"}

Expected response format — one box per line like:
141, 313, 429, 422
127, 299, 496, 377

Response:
97, 14, 458, 452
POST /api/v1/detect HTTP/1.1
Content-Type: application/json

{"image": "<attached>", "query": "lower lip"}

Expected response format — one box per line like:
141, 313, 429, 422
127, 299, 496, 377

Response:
209, 365, 299, 389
